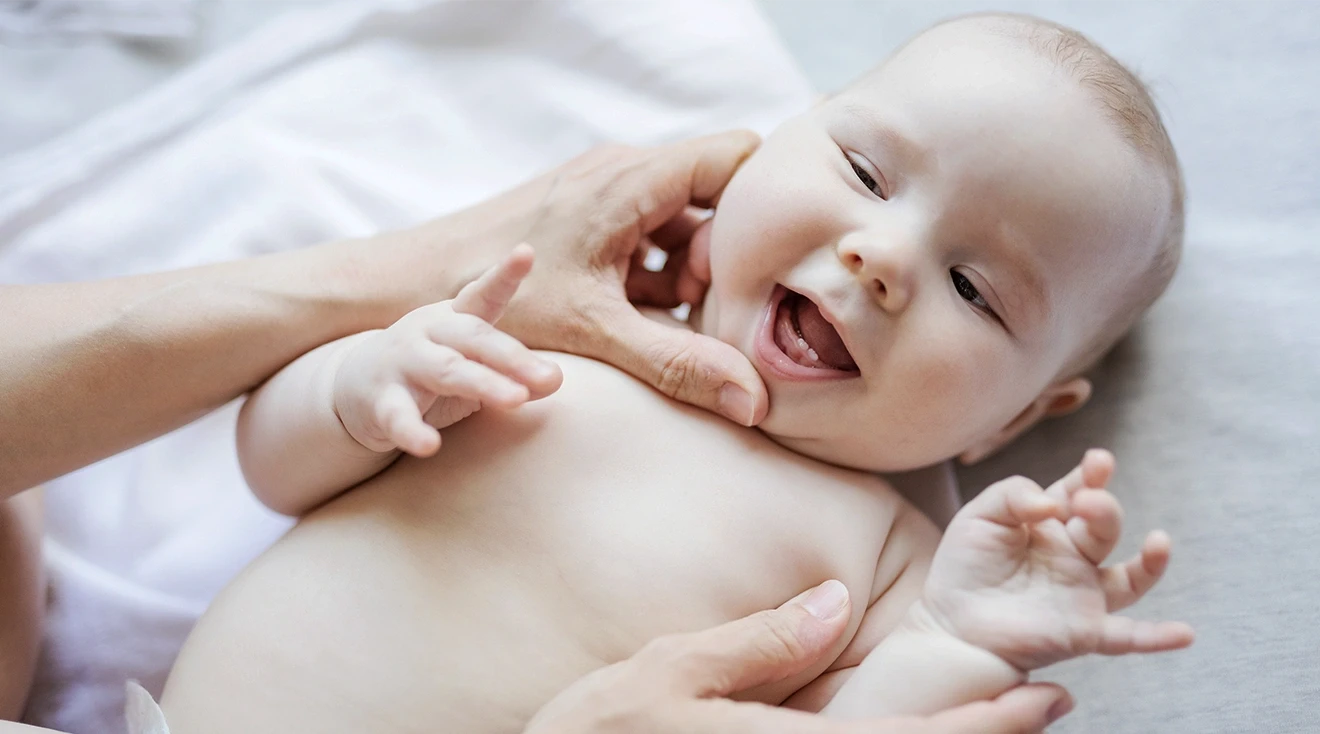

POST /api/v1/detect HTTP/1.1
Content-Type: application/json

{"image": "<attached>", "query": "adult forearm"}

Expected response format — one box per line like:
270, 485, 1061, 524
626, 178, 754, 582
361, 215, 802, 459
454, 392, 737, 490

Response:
0, 236, 471, 499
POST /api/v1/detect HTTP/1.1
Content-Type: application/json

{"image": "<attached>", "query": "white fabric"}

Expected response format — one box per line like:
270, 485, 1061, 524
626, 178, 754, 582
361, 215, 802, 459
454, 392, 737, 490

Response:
0, 2, 814, 732
0, 0, 196, 40
123, 682, 168, 734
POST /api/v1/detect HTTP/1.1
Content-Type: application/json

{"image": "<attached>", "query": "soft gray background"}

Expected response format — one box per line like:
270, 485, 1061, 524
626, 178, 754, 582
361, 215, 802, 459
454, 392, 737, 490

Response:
757, 2, 1319, 732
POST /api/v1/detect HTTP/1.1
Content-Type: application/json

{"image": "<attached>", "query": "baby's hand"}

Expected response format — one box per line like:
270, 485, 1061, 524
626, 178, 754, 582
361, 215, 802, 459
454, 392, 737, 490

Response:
332, 245, 562, 456
920, 450, 1194, 672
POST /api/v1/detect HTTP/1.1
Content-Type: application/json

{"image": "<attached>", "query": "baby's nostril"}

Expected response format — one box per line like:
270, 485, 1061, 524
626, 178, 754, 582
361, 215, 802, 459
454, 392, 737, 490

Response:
844, 253, 863, 271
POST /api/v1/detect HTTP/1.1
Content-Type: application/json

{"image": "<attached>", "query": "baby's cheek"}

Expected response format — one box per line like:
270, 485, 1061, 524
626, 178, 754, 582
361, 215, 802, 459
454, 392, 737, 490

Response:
900, 334, 1007, 444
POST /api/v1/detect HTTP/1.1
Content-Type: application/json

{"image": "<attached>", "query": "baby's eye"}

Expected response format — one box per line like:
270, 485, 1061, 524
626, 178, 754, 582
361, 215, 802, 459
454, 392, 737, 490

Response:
951, 270, 994, 314
846, 152, 887, 200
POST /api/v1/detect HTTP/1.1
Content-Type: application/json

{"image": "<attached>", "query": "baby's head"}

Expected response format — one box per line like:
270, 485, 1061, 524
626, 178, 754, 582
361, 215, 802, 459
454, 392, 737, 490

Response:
700, 13, 1183, 471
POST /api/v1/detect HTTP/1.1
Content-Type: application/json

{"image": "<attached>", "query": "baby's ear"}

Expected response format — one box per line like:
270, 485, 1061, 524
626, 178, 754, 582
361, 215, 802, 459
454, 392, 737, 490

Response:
957, 378, 1092, 465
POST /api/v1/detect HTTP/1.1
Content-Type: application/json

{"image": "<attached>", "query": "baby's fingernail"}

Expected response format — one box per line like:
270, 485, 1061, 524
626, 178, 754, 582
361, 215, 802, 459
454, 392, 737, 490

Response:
800, 579, 849, 621
718, 384, 754, 426
1047, 693, 1075, 724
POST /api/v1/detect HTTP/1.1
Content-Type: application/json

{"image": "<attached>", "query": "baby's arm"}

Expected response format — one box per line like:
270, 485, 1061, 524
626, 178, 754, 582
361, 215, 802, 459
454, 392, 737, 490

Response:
238, 246, 560, 516
814, 451, 1195, 718
782, 501, 941, 712
237, 331, 387, 516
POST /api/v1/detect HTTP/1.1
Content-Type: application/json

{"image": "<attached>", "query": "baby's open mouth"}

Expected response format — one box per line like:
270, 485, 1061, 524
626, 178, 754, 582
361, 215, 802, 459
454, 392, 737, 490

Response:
772, 287, 858, 372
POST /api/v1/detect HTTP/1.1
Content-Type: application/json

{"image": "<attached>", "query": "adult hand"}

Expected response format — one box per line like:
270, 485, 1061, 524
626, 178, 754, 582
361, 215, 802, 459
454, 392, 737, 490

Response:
387, 131, 769, 426
524, 580, 1074, 734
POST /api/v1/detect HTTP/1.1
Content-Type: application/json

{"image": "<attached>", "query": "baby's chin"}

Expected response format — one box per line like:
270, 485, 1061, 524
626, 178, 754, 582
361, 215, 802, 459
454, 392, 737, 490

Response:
756, 414, 888, 474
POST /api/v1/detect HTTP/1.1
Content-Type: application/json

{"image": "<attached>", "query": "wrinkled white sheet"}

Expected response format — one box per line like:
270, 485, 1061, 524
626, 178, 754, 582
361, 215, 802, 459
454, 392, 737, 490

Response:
0, 0, 196, 40
0, 2, 813, 731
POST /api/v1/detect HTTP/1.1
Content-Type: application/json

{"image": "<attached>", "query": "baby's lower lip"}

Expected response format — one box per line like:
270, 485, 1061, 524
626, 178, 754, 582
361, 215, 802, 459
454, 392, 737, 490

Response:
753, 286, 857, 383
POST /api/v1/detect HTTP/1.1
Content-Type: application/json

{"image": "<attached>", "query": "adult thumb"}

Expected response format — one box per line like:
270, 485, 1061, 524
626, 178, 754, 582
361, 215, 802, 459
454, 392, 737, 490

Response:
639, 580, 853, 699
584, 300, 769, 426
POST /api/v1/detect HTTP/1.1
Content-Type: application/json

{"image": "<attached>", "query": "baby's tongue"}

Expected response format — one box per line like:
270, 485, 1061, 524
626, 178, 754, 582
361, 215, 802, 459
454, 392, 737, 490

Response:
793, 297, 856, 371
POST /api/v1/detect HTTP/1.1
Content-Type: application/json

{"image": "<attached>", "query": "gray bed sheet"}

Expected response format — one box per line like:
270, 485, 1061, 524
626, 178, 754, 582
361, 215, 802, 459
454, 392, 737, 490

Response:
759, 1, 1319, 731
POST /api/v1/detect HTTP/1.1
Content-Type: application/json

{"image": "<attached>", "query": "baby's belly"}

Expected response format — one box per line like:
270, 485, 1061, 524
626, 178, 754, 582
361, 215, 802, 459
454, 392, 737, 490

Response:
160, 355, 902, 734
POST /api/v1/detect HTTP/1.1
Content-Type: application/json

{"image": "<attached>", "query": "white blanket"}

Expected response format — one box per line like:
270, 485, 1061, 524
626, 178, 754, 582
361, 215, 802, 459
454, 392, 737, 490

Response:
0, 2, 813, 731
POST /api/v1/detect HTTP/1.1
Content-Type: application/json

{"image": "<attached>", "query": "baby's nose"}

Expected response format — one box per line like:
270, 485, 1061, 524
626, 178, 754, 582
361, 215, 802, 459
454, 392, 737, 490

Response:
836, 236, 914, 313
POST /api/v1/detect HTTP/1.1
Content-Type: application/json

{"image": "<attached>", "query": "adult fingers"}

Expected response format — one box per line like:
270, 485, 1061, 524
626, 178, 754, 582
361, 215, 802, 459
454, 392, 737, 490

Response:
632, 580, 851, 699
626, 249, 685, 309
451, 243, 535, 323
918, 682, 1075, 734
649, 207, 708, 254
628, 130, 760, 236
695, 681, 1073, 734
577, 299, 769, 426
681, 217, 715, 293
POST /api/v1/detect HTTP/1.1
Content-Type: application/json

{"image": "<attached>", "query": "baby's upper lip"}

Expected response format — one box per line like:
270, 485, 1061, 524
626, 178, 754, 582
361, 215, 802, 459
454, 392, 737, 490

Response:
780, 283, 861, 374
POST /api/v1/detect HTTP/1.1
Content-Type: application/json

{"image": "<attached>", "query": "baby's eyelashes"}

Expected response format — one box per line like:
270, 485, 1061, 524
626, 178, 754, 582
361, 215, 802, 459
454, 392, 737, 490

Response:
844, 150, 888, 200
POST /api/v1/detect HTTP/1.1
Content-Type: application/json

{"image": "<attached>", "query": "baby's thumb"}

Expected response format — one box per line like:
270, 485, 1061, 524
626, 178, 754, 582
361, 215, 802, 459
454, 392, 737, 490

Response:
585, 302, 768, 426
452, 243, 535, 323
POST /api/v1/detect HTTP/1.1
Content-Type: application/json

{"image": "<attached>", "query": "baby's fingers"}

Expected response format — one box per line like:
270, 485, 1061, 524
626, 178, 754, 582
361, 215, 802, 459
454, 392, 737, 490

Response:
405, 344, 531, 410
428, 317, 562, 399
1102, 530, 1172, 611
1096, 615, 1195, 656
452, 243, 535, 323
964, 476, 1066, 529
1046, 448, 1114, 502
376, 385, 441, 457
1065, 488, 1123, 565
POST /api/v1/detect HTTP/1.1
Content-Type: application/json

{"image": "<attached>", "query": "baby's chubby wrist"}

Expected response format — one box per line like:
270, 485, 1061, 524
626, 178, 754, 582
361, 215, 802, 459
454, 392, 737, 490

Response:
897, 600, 1027, 681
828, 598, 1027, 718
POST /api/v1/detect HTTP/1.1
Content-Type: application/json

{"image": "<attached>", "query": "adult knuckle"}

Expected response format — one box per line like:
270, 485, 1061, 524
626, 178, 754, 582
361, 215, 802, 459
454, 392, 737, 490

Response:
751, 612, 807, 665
651, 344, 703, 399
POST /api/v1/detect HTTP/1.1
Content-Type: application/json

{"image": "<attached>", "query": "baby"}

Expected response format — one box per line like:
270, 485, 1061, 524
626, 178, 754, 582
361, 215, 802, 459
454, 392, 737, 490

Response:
159, 13, 1191, 733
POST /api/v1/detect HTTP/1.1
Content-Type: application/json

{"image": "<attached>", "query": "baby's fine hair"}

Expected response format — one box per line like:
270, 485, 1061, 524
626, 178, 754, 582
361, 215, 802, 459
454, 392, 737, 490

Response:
969, 12, 1185, 375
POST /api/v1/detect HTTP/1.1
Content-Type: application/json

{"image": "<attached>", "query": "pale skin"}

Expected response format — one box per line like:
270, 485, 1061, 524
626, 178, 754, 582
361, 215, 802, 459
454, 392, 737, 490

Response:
0, 124, 1058, 733
160, 252, 1189, 734
5, 17, 1187, 734
158, 18, 1193, 734
0, 130, 866, 734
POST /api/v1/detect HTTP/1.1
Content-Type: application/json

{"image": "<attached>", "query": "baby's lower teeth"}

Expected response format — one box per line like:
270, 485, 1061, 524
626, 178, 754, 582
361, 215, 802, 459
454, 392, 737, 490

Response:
807, 347, 819, 362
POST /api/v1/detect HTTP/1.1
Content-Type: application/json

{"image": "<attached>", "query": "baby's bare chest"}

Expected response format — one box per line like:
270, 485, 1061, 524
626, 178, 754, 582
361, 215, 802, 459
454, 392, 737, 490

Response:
363, 366, 899, 612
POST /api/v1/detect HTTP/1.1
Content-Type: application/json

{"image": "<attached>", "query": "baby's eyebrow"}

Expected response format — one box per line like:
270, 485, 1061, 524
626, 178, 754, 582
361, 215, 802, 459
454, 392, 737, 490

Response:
838, 102, 931, 174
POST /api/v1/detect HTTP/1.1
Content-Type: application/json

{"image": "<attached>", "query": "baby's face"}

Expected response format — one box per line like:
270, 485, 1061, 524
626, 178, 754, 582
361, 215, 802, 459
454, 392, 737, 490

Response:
700, 22, 1168, 472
